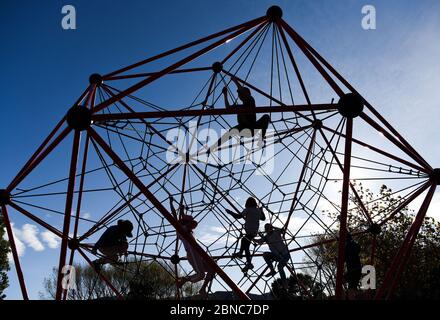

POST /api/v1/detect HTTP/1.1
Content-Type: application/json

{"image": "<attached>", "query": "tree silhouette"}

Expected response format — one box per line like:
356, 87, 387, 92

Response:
309, 183, 440, 299
0, 208, 10, 300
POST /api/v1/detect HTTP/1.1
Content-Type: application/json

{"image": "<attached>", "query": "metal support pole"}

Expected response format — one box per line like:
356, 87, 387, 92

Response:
335, 117, 353, 299
1, 205, 29, 300
8, 127, 72, 192
76, 247, 124, 300
55, 130, 81, 300
289, 27, 432, 172
94, 18, 265, 114
104, 16, 267, 78
91, 103, 335, 123
279, 19, 344, 98
375, 183, 436, 300
8, 202, 63, 238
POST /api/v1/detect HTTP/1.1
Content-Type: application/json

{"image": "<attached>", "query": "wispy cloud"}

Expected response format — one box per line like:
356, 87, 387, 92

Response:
20, 224, 44, 252
41, 231, 60, 249
6, 223, 26, 262
5, 223, 62, 263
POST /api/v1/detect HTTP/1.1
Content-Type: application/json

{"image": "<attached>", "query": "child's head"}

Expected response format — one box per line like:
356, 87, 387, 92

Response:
245, 197, 257, 208
117, 219, 134, 237
237, 87, 251, 101
179, 215, 198, 232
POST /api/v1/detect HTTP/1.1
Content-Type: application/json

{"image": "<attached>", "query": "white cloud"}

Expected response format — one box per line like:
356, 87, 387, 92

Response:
41, 231, 60, 249
5, 223, 26, 263
196, 226, 230, 245
19, 224, 44, 252
4, 223, 63, 263
82, 212, 91, 219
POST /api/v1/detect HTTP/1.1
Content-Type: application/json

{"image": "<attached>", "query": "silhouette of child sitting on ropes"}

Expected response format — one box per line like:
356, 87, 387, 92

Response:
170, 197, 214, 298
226, 197, 266, 273
345, 232, 362, 300
91, 219, 133, 272
211, 75, 270, 151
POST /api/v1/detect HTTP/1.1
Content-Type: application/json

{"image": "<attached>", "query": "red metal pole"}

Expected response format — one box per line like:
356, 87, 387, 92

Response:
106, 67, 211, 81
321, 124, 429, 174
70, 134, 90, 241
289, 28, 432, 172
8, 127, 72, 192
375, 183, 436, 300
275, 19, 312, 105
87, 127, 250, 300
76, 247, 124, 300
79, 163, 179, 241
379, 181, 431, 226
221, 21, 268, 64
55, 130, 81, 300
8, 85, 89, 192
318, 127, 373, 224
64, 132, 91, 300
8, 202, 63, 238
104, 16, 267, 78
360, 113, 431, 172
1, 204, 29, 300
94, 19, 265, 115
92, 103, 335, 123
279, 19, 344, 98
335, 117, 353, 299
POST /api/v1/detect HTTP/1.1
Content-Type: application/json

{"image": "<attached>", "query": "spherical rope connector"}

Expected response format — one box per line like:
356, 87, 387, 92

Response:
66, 105, 92, 132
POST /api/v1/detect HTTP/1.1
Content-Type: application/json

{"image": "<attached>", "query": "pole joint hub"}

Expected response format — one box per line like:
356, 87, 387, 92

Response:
266, 6, 283, 21
431, 168, 440, 185
89, 73, 103, 86
66, 105, 92, 131
337, 93, 364, 118
170, 254, 181, 264
68, 238, 80, 250
312, 119, 323, 129
0, 189, 11, 205
211, 61, 223, 74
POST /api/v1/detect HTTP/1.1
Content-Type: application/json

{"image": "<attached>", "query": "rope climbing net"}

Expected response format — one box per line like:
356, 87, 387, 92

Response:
1, 6, 438, 300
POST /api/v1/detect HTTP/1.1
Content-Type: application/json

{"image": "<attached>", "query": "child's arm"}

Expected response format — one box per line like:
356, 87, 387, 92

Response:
231, 75, 242, 90
254, 237, 265, 245
259, 207, 266, 221
225, 208, 242, 220
169, 196, 177, 217
92, 230, 107, 254
222, 87, 232, 109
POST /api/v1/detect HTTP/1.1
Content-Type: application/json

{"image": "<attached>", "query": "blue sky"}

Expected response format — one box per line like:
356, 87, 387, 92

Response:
1, 0, 440, 299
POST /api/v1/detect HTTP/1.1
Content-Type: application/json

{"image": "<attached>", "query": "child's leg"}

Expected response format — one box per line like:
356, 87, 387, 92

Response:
242, 237, 251, 263
186, 272, 205, 284
237, 236, 246, 256
181, 251, 206, 286
243, 234, 255, 264
263, 252, 276, 272
199, 271, 214, 296
277, 255, 289, 288
95, 246, 120, 265
210, 126, 239, 153
277, 261, 287, 284
254, 115, 270, 138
